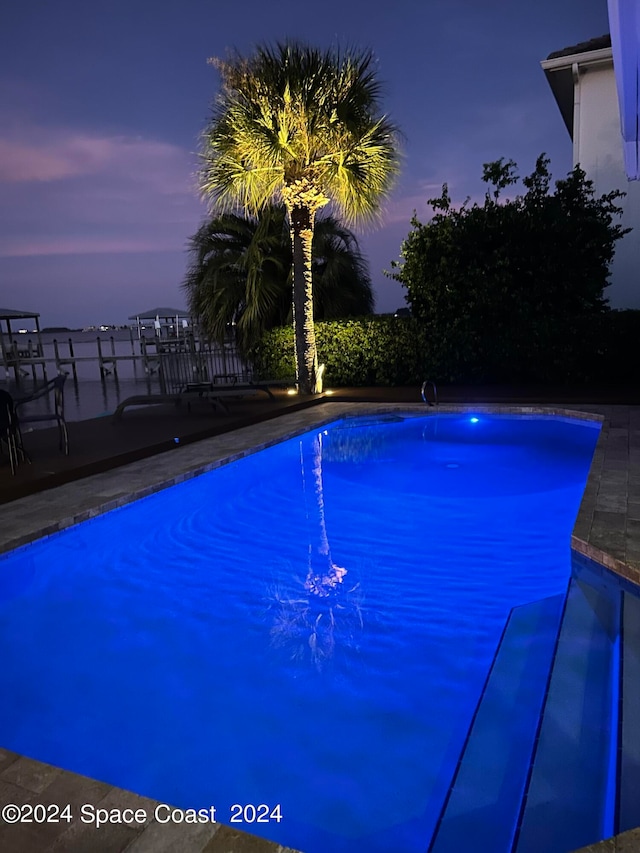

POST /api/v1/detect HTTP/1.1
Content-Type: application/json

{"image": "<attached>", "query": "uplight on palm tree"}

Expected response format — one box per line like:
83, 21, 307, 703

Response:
199, 41, 400, 394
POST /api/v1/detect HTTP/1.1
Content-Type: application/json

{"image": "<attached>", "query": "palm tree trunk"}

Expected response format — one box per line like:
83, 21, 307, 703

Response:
289, 203, 319, 395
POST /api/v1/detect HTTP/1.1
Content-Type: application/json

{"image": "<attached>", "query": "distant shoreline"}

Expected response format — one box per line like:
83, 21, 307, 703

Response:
5, 325, 134, 335
41, 325, 130, 333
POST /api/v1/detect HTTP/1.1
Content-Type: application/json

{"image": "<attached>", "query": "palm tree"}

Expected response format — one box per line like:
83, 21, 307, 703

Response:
183, 204, 374, 352
199, 41, 400, 394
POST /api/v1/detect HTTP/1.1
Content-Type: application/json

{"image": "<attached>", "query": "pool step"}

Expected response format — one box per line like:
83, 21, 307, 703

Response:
428, 591, 566, 853
513, 577, 619, 853
619, 589, 640, 833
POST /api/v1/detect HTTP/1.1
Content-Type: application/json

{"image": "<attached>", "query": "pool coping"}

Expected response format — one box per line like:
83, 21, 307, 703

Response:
0, 401, 639, 853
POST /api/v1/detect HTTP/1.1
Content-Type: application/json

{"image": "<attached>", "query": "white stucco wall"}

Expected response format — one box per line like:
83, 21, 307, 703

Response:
575, 63, 639, 308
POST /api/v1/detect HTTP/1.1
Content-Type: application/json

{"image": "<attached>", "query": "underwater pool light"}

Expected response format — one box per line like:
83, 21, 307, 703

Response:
470, 417, 479, 424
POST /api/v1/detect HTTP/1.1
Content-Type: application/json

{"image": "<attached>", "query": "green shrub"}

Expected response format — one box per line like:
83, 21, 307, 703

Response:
390, 156, 629, 384
249, 316, 430, 386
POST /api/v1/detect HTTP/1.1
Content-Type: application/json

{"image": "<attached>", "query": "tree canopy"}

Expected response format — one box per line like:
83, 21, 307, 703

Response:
199, 41, 400, 392
391, 155, 629, 382
183, 205, 374, 351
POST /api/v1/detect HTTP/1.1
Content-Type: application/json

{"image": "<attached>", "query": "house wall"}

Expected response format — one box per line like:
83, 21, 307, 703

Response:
575, 64, 640, 309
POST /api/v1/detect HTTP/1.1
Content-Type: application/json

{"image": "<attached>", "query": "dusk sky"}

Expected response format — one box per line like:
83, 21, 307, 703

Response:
0, 0, 617, 328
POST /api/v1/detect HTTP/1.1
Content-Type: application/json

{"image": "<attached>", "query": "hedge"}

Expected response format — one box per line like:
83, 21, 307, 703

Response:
248, 310, 640, 386
249, 316, 429, 386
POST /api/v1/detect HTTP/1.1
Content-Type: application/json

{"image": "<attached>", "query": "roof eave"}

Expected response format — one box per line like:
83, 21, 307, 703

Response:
540, 47, 614, 141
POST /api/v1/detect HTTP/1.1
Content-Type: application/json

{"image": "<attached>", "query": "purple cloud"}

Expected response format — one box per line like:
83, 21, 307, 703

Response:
0, 117, 205, 259
0, 135, 114, 183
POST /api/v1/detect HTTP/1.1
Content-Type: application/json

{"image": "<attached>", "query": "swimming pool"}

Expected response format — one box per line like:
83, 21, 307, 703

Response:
0, 412, 636, 852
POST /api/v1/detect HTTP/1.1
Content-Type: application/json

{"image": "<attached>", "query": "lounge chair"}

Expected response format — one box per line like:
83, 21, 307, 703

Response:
214, 374, 298, 397
155, 348, 296, 400
110, 380, 298, 422
111, 386, 235, 422
112, 350, 296, 421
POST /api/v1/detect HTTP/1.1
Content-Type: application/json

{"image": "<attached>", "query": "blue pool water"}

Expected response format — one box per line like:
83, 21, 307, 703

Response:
0, 412, 630, 853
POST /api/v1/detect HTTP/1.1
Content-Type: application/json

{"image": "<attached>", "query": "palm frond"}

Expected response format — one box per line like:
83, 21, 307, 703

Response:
182, 205, 373, 349
199, 41, 401, 221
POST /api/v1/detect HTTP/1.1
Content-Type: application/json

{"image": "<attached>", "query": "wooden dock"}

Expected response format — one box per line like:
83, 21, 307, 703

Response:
1, 332, 246, 386
1, 334, 165, 384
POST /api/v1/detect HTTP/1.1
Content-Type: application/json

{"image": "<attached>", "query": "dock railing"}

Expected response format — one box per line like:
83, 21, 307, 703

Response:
0, 338, 48, 382
2, 330, 249, 386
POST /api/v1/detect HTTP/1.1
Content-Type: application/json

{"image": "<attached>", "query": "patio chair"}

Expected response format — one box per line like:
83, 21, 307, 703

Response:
14, 373, 69, 455
0, 390, 30, 474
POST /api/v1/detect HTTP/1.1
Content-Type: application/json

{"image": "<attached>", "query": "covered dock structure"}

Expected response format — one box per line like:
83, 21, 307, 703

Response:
128, 307, 192, 340
0, 308, 47, 382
